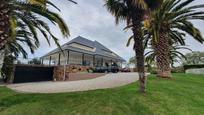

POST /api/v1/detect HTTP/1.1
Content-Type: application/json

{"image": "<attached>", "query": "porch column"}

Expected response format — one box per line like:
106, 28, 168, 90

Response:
67, 50, 70, 64
93, 55, 95, 66
101, 58, 103, 66
58, 53, 61, 65
111, 59, 112, 66
41, 58, 44, 65
82, 53, 85, 66
49, 56, 52, 66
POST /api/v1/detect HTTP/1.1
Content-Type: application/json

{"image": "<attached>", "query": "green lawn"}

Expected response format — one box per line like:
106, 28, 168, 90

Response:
0, 73, 204, 115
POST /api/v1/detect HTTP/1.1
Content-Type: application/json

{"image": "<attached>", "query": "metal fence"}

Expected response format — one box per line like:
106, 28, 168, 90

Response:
14, 57, 42, 65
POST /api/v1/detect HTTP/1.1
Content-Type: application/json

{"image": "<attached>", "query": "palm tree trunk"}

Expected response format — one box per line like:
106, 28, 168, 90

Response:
133, 28, 146, 92
0, 49, 4, 79
125, 1, 146, 92
153, 31, 171, 78
0, 0, 10, 50
132, 20, 146, 93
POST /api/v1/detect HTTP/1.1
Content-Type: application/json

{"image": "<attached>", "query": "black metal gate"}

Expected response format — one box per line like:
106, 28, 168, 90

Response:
14, 65, 54, 83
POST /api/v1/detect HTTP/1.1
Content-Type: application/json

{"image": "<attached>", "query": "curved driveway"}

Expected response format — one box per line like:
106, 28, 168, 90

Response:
7, 73, 140, 93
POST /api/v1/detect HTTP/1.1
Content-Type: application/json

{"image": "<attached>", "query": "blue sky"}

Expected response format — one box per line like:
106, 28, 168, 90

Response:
27, 0, 204, 61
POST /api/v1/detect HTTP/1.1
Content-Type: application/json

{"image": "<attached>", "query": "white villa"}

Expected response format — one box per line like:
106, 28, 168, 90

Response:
41, 36, 126, 67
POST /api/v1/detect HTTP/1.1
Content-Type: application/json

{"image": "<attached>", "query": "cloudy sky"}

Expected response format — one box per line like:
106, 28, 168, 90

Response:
28, 0, 204, 61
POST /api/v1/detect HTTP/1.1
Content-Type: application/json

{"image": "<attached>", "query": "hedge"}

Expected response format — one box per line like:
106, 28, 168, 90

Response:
183, 64, 204, 70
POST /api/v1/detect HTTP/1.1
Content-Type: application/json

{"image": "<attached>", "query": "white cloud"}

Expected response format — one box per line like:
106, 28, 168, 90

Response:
27, 0, 204, 61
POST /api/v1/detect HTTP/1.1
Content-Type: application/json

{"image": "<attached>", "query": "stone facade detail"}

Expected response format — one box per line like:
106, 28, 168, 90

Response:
53, 65, 91, 81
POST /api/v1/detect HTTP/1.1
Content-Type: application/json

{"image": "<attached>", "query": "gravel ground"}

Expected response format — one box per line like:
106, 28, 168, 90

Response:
67, 73, 106, 81
7, 73, 140, 93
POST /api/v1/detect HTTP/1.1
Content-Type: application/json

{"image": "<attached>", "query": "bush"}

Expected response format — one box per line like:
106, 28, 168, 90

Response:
183, 64, 204, 70
28, 58, 41, 65
1, 55, 15, 83
148, 67, 157, 74
148, 66, 185, 74
150, 70, 157, 74
171, 67, 185, 73
87, 67, 94, 73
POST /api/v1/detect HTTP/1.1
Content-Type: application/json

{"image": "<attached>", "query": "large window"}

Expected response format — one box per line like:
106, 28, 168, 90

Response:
49, 53, 59, 66
69, 51, 82, 65
95, 56, 103, 66
60, 52, 68, 65
83, 54, 93, 66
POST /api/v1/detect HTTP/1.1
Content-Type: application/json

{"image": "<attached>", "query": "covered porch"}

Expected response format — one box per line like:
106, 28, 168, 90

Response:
41, 50, 124, 67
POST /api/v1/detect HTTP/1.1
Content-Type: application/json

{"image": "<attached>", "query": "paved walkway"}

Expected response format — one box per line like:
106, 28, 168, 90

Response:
7, 73, 140, 93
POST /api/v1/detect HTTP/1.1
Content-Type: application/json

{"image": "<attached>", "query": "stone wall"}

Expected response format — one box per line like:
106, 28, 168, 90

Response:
53, 65, 91, 81
186, 68, 204, 75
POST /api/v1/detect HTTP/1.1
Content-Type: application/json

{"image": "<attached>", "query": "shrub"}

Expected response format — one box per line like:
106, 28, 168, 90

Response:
150, 70, 157, 74
183, 64, 204, 70
1, 55, 15, 83
28, 58, 41, 65
171, 67, 185, 73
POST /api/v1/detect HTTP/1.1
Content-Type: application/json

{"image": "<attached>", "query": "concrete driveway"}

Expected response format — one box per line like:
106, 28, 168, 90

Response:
7, 73, 140, 93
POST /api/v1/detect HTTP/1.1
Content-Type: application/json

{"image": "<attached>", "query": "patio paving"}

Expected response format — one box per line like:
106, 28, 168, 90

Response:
7, 73, 141, 93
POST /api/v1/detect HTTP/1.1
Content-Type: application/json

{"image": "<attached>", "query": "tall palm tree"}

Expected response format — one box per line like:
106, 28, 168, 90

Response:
127, 30, 190, 68
0, 0, 76, 79
0, 0, 76, 50
5, 29, 38, 58
145, 44, 192, 68
105, 0, 161, 92
0, 0, 10, 50
146, 0, 204, 78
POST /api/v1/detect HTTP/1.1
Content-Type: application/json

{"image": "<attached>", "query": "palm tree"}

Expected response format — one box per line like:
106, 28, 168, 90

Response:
5, 29, 38, 58
105, 0, 162, 92
0, 0, 76, 50
0, 0, 76, 79
1, 26, 42, 82
145, 44, 192, 68
145, 0, 204, 78
0, 0, 10, 50
127, 30, 190, 69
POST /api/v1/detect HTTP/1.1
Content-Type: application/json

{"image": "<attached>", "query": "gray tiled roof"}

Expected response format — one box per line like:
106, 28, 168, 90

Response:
42, 36, 126, 62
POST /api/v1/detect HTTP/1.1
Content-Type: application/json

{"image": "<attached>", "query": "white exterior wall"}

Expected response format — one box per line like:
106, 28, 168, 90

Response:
186, 68, 204, 74
69, 43, 95, 52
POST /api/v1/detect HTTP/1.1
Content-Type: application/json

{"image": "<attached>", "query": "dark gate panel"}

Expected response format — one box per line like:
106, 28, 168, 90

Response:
14, 65, 54, 83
